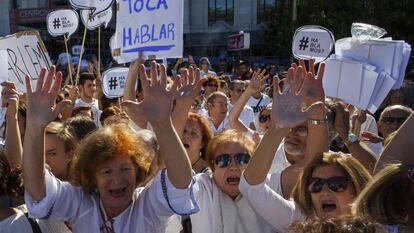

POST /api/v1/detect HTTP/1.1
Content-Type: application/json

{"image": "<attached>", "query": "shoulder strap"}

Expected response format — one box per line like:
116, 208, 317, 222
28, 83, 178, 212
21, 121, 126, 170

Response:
24, 212, 42, 233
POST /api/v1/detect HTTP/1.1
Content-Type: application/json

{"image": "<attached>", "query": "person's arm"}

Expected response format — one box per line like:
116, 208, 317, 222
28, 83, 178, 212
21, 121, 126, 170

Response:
23, 66, 71, 201
375, 112, 414, 172
122, 62, 192, 188
228, 70, 267, 133
244, 66, 322, 186
171, 67, 203, 136
124, 53, 147, 128
334, 103, 377, 173
1, 82, 22, 169
60, 85, 78, 121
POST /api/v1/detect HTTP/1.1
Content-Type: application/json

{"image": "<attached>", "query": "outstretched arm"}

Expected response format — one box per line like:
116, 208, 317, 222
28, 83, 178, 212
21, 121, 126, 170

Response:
23, 66, 71, 201
2, 81, 22, 169
122, 62, 192, 189
171, 67, 203, 136
228, 69, 267, 133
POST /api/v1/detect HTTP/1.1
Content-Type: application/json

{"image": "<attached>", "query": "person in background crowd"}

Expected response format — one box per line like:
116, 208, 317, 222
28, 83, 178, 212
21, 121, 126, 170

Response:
228, 80, 255, 129
206, 92, 231, 135
378, 105, 412, 139
63, 115, 97, 143
217, 59, 232, 77
199, 57, 217, 78
237, 60, 252, 81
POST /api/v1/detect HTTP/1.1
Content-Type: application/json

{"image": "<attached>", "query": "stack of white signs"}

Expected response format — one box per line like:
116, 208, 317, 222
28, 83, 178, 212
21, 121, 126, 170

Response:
323, 38, 411, 113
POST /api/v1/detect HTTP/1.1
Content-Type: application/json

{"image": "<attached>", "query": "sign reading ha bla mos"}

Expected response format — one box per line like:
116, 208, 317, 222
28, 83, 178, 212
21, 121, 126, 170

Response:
113, 0, 183, 62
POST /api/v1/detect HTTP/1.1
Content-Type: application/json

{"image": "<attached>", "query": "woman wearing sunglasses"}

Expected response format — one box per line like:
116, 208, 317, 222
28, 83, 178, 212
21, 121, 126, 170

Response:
239, 64, 372, 232
178, 129, 275, 233
22, 63, 199, 232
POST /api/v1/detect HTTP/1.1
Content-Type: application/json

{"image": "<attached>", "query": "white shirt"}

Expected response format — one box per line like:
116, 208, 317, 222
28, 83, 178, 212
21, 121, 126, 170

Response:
0, 209, 35, 233
239, 173, 305, 233
167, 173, 276, 233
208, 116, 232, 135
359, 114, 382, 156
75, 98, 102, 127
247, 94, 272, 131
269, 142, 291, 174
200, 70, 217, 78
25, 169, 199, 233
228, 102, 255, 128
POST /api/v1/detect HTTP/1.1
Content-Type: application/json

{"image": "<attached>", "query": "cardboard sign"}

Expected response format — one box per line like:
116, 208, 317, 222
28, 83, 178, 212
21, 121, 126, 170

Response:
102, 67, 129, 98
47, 9, 79, 39
292, 25, 334, 63
0, 31, 52, 93
113, 0, 184, 62
80, 8, 112, 30
69, 0, 114, 16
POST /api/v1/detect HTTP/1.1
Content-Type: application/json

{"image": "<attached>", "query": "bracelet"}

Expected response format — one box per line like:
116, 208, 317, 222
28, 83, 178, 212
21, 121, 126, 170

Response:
308, 117, 327, 125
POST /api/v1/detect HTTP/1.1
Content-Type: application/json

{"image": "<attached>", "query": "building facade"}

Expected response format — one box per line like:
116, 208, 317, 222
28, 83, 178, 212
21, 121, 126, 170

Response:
2, 0, 278, 64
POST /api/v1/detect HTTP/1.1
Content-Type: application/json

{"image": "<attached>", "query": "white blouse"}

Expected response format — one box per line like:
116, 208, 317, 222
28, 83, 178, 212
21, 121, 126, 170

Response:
168, 173, 276, 233
25, 169, 199, 233
239, 172, 305, 233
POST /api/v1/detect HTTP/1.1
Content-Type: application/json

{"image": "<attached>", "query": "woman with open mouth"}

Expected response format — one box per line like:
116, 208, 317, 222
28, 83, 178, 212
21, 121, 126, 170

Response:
22, 63, 199, 233
239, 62, 373, 232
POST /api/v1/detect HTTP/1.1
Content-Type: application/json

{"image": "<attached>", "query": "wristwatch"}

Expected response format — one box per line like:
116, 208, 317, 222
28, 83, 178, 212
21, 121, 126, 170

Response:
344, 133, 359, 146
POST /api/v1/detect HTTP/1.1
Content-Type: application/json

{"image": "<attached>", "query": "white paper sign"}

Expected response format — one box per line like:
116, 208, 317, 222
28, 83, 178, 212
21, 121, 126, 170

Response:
113, 0, 184, 62
0, 31, 52, 93
72, 45, 83, 55
70, 0, 114, 16
292, 25, 335, 63
47, 10, 79, 39
80, 7, 112, 30
102, 67, 129, 98
0, 50, 8, 83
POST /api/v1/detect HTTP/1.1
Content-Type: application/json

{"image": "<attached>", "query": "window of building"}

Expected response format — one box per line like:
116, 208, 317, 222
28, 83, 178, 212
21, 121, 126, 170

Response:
257, 0, 276, 24
208, 0, 234, 26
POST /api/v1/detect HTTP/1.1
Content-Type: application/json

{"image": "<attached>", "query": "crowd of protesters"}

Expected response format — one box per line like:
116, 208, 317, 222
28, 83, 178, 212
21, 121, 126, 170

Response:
0, 49, 413, 233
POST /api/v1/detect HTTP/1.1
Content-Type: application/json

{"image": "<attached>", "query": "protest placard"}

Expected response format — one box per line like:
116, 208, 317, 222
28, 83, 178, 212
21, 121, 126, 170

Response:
47, 9, 79, 39
113, 0, 184, 62
0, 50, 7, 83
0, 31, 52, 93
102, 67, 129, 98
80, 8, 112, 30
292, 25, 334, 63
70, 0, 114, 16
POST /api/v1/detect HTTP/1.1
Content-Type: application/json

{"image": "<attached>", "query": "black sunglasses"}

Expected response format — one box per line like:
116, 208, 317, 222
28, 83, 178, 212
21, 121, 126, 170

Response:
308, 176, 349, 193
381, 116, 407, 124
214, 153, 251, 168
259, 114, 271, 123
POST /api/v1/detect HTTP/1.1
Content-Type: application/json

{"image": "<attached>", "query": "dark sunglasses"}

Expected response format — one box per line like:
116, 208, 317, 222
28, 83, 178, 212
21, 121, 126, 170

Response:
214, 153, 251, 168
206, 84, 219, 88
259, 114, 271, 123
381, 116, 407, 124
308, 176, 349, 193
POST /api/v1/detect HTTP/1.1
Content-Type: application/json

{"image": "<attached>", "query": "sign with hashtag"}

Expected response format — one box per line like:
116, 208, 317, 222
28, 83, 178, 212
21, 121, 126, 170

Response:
70, 0, 114, 17
112, 0, 184, 63
102, 67, 129, 98
47, 9, 79, 39
292, 25, 335, 63
80, 7, 113, 30
0, 31, 52, 93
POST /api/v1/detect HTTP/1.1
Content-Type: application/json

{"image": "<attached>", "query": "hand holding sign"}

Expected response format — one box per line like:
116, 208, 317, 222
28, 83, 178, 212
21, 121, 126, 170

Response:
292, 25, 334, 63
80, 8, 113, 30
47, 10, 79, 40
70, 0, 114, 16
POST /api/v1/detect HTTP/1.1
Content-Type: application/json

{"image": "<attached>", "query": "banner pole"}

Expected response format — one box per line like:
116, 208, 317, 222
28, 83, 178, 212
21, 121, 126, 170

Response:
63, 34, 73, 85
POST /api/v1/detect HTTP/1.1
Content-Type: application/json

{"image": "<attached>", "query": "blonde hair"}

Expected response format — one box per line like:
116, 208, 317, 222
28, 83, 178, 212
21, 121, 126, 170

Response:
71, 124, 151, 193
352, 163, 414, 226
292, 152, 372, 216
205, 129, 255, 169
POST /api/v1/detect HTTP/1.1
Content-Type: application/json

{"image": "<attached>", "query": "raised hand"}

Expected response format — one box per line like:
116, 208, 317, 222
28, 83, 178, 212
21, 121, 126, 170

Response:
122, 61, 179, 125
271, 66, 322, 128
246, 69, 269, 94
176, 67, 204, 107
293, 59, 326, 104
25, 66, 71, 128
1, 81, 20, 118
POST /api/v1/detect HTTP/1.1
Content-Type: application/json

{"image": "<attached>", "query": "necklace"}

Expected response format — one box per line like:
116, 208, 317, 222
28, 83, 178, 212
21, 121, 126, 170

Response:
192, 156, 202, 167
